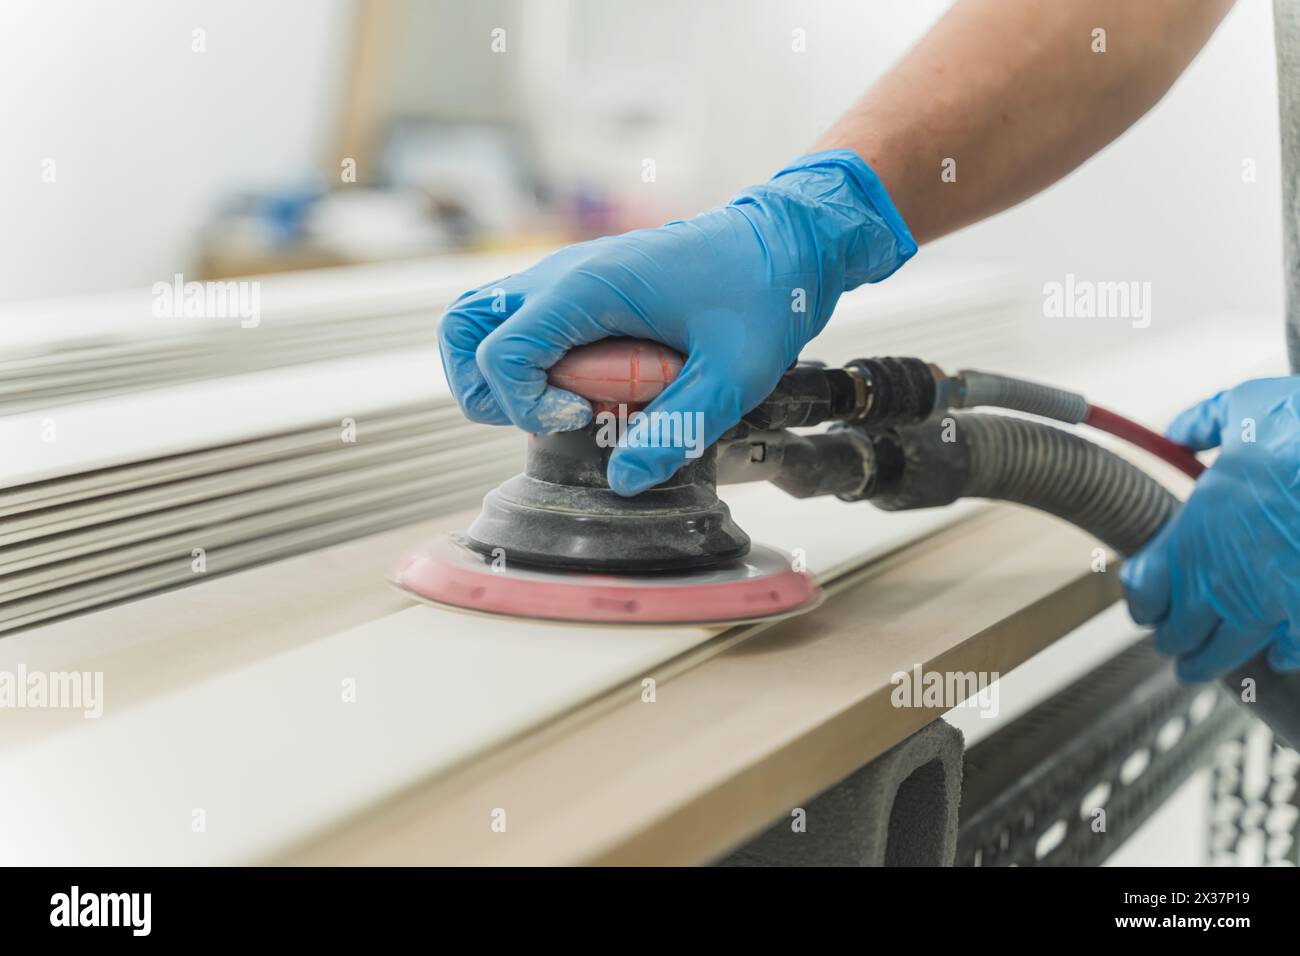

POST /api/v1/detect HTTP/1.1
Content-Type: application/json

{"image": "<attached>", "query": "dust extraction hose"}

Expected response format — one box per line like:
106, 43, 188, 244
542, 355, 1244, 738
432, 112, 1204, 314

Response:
960, 414, 1175, 556
866, 412, 1174, 555
863, 411, 1300, 747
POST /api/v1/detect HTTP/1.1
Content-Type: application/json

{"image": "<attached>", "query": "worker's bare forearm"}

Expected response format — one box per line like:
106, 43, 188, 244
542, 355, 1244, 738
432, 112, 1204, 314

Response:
818, 0, 1235, 243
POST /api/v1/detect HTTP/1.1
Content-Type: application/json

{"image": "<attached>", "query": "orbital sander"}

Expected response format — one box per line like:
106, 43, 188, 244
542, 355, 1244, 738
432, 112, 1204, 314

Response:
394, 338, 823, 626
395, 335, 1204, 627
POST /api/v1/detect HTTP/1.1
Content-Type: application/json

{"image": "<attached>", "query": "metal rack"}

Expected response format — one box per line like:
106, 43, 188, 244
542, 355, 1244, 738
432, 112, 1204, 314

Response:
957, 639, 1282, 866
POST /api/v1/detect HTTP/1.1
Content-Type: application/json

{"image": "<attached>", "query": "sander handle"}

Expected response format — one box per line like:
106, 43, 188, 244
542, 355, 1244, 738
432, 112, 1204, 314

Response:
546, 338, 684, 408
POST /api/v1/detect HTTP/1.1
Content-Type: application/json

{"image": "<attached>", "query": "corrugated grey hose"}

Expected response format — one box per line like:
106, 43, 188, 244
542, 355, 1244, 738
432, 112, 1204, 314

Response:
869, 412, 1175, 556
959, 414, 1174, 556
872, 412, 1300, 748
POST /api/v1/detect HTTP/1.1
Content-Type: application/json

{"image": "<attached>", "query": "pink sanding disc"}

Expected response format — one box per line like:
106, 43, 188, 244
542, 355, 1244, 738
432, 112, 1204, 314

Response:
392, 535, 821, 626
547, 338, 684, 407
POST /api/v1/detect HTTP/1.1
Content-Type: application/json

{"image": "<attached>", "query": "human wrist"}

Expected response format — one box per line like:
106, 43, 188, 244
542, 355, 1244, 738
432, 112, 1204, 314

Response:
767, 148, 918, 288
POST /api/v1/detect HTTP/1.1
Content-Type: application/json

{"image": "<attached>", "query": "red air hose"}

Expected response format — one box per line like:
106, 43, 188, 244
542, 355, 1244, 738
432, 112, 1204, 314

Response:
1084, 404, 1205, 480
953, 369, 1207, 481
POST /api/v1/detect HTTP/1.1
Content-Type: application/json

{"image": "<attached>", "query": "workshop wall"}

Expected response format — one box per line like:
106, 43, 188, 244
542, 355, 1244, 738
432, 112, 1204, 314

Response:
0, 0, 350, 302
1, 0, 1285, 360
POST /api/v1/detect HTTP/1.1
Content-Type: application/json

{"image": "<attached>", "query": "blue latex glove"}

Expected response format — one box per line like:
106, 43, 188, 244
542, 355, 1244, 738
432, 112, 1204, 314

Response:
1121, 376, 1300, 681
437, 148, 916, 496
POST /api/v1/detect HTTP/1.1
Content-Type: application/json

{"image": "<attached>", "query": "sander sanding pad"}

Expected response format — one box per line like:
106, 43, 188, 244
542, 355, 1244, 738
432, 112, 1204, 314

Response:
392, 534, 821, 626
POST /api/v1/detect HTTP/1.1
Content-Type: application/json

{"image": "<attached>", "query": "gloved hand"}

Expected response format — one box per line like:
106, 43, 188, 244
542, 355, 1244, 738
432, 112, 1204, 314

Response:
1121, 376, 1300, 681
437, 148, 916, 496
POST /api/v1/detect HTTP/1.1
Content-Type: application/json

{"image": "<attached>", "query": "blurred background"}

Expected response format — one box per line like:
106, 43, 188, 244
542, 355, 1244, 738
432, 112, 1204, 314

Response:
0, 0, 1284, 327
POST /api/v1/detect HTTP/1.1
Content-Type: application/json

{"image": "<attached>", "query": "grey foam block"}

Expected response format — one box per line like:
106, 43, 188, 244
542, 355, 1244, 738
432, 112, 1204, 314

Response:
718, 718, 964, 866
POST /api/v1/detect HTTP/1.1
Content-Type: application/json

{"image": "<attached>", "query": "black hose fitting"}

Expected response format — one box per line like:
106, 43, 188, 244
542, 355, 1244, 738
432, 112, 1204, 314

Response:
744, 365, 862, 429
769, 429, 877, 499
845, 420, 969, 508
847, 356, 940, 428
745, 356, 1102, 434
743, 355, 944, 430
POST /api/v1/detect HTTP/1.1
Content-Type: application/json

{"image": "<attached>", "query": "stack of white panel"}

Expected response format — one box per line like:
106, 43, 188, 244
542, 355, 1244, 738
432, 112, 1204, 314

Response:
0, 256, 545, 632
0, 252, 538, 414
0, 402, 521, 633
